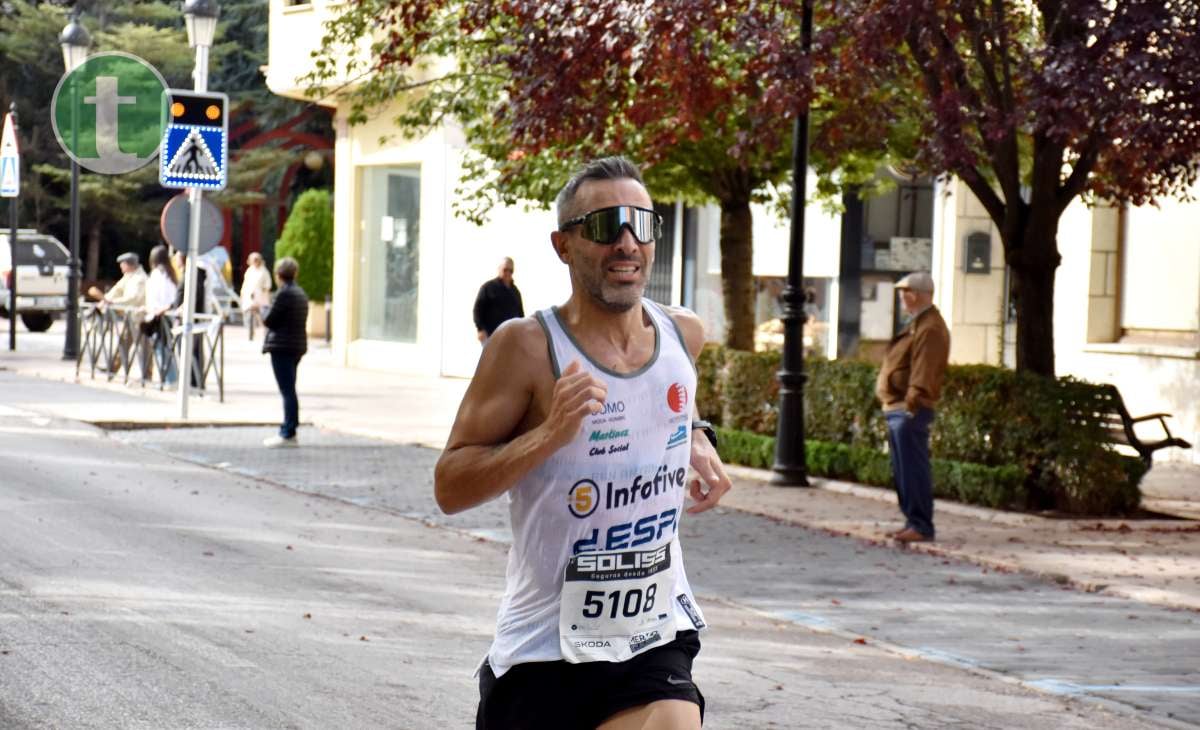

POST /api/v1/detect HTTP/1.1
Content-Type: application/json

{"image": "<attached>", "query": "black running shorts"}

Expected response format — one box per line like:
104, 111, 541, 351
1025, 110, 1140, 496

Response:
476, 630, 705, 730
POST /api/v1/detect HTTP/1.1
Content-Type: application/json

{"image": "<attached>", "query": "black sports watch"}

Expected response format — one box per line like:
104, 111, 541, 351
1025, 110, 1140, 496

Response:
691, 420, 718, 449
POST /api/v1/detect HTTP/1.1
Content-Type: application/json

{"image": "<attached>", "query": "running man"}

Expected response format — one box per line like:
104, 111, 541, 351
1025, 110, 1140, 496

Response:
435, 156, 732, 730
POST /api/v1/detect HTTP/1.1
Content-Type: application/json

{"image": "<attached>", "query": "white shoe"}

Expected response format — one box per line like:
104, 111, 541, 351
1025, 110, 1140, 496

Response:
263, 435, 298, 448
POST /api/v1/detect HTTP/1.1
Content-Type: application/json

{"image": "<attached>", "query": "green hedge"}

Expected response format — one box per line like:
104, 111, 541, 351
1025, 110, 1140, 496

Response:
722, 348, 781, 434
717, 427, 1029, 510
276, 188, 333, 300
696, 343, 726, 423
700, 351, 1144, 516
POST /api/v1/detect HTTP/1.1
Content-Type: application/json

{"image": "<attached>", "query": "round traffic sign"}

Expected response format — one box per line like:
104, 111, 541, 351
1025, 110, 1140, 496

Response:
50, 52, 168, 175
160, 193, 224, 253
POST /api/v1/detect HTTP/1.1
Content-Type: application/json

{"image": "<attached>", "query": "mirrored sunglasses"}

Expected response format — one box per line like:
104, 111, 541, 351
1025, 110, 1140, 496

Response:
559, 205, 663, 245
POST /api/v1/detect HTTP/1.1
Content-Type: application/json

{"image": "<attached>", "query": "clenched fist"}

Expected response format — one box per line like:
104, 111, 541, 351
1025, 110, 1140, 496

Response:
541, 360, 607, 451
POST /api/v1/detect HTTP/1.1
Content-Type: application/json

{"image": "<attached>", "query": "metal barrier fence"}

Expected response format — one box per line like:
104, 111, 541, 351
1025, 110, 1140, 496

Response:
76, 304, 224, 401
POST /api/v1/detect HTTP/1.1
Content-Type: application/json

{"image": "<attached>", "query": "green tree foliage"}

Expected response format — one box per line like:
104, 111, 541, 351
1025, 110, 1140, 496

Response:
1, 1, 192, 280
275, 189, 333, 300
307, 1, 815, 350
0, 0, 329, 283
32, 164, 162, 280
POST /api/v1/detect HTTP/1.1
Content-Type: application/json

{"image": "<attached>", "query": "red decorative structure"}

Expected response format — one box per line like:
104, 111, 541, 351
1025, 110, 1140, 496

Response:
223, 108, 333, 284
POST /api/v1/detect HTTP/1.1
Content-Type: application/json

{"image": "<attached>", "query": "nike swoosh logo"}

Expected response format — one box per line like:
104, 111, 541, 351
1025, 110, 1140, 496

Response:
666, 675, 692, 687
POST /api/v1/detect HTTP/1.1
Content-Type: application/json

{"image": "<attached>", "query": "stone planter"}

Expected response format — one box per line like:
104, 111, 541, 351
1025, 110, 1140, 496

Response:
306, 299, 327, 338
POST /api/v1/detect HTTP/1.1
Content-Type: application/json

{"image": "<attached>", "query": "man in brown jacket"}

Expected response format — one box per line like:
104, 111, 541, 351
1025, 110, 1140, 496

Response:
876, 271, 950, 543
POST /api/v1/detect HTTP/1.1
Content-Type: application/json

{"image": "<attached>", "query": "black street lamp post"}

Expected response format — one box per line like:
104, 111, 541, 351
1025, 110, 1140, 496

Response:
7, 103, 17, 352
59, 10, 90, 361
771, 0, 814, 487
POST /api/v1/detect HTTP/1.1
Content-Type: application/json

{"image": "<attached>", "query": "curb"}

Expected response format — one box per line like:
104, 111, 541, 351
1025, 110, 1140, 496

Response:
725, 463, 1194, 530
723, 464, 1200, 613
93, 420, 290, 430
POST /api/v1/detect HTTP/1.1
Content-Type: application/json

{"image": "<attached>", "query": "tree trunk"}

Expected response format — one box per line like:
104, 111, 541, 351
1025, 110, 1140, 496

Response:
1009, 223, 1060, 377
718, 198, 755, 351
86, 221, 101, 283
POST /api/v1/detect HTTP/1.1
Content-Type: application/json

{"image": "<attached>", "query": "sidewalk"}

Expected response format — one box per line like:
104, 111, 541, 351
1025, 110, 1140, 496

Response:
3, 322, 1199, 613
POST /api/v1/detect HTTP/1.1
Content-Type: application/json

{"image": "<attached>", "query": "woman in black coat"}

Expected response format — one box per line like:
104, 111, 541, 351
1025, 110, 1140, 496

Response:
262, 257, 308, 447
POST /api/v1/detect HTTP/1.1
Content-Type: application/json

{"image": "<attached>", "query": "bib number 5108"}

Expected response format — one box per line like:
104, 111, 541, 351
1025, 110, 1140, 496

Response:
581, 584, 658, 619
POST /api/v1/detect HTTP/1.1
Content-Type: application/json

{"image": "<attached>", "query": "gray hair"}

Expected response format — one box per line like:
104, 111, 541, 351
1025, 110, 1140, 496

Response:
275, 256, 299, 283
555, 156, 647, 226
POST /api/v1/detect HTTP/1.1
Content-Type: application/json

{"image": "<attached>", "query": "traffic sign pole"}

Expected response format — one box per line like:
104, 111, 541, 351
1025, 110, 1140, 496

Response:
175, 43, 221, 419
178, 186, 202, 417
159, 90, 227, 419
2, 104, 20, 351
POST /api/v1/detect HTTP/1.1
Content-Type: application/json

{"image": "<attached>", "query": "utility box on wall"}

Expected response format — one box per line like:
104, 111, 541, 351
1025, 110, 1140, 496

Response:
965, 232, 991, 273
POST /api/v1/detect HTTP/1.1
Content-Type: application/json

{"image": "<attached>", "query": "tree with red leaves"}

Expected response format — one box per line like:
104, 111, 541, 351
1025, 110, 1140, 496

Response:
308, 1, 815, 351
812, 0, 1200, 375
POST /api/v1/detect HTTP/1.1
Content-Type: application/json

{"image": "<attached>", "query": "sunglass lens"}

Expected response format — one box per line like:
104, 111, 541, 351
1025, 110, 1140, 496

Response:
582, 208, 617, 243
582, 207, 660, 244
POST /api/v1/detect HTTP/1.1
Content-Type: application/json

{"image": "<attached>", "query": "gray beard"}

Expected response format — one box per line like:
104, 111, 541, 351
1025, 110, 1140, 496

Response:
577, 268, 644, 313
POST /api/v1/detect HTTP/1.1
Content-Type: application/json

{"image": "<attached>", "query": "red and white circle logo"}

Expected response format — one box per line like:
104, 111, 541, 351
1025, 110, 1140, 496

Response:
666, 383, 689, 413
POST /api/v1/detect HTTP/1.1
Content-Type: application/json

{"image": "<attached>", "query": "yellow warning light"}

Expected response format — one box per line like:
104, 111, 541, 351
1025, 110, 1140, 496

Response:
205, 105, 220, 121
171, 102, 185, 117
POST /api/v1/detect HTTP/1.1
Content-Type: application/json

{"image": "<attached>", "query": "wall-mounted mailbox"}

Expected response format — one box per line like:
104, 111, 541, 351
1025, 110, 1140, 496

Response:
965, 232, 991, 274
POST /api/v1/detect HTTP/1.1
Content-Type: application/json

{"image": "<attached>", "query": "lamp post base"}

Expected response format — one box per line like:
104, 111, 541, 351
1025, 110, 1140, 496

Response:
769, 466, 809, 487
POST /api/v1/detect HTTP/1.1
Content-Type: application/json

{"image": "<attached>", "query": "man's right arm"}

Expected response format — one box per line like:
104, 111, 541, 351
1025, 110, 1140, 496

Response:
434, 320, 607, 515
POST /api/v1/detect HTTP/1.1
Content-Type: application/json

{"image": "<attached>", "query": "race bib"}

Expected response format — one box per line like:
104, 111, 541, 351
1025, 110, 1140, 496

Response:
559, 543, 679, 663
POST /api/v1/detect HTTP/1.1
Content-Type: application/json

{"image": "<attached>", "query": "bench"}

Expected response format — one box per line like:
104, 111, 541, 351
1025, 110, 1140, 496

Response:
1067, 384, 1192, 470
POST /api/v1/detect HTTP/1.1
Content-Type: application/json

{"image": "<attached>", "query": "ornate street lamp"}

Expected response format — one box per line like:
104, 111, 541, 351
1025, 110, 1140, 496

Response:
183, 0, 220, 91
59, 9, 91, 361
771, 0, 814, 486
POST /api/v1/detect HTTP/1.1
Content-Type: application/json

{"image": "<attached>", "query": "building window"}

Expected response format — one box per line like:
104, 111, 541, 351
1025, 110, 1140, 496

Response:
358, 166, 420, 343
1120, 195, 1200, 342
644, 202, 676, 305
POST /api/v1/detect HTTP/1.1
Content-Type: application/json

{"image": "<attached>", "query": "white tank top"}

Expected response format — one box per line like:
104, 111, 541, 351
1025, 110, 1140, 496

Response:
485, 300, 707, 677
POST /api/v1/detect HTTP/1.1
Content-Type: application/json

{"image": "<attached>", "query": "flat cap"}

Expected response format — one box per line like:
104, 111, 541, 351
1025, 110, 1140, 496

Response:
116, 252, 139, 265
895, 271, 934, 293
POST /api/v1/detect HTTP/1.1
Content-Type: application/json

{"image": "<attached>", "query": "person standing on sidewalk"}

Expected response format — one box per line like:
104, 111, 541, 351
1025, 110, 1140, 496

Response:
876, 271, 950, 544
143, 245, 178, 386
436, 157, 732, 730
240, 252, 273, 339
472, 257, 524, 345
262, 257, 308, 449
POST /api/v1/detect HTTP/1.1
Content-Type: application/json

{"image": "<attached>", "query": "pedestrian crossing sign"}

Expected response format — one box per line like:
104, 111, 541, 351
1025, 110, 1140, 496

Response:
159, 89, 228, 190
1, 112, 18, 198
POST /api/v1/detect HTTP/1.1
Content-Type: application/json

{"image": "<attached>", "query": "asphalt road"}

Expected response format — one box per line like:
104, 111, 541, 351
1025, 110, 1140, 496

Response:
0, 372, 1187, 729
113, 423, 1200, 727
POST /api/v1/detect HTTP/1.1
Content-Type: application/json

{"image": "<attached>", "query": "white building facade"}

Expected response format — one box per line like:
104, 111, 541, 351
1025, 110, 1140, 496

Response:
267, 0, 1197, 462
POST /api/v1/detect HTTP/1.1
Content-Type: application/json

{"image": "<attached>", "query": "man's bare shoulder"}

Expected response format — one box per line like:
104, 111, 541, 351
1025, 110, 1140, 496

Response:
490, 315, 546, 353
662, 305, 707, 360
482, 315, 554, 380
